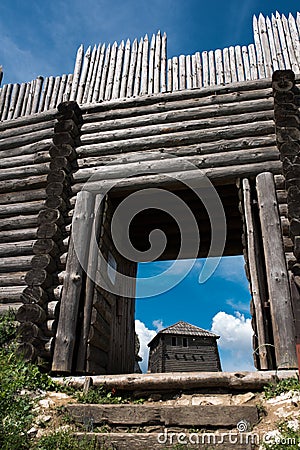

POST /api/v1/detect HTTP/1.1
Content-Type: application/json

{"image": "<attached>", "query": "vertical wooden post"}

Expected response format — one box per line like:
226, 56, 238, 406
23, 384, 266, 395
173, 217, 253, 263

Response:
52, 190, 95, 373
256, 172, 297, 369
242, 178, 269, 369
76, 193, 104, 372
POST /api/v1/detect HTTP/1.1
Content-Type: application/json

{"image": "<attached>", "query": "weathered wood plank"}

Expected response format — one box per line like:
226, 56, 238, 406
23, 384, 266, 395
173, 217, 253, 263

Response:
67, 404, 259, 428
76, 194, 104, 372
253, 15, 265, 78
112, 41, 125, 99
256, 172, 297, 369
126, 39, 137, 98
52, 191, 95, 372
242, 179, 268, 369
70, 44, 84, 101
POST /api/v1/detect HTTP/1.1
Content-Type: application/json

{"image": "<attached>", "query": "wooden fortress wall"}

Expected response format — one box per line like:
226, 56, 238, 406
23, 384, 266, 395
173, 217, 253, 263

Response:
0, 11, 300, 371
0, 12, 300, 121
0, 75, 298, 370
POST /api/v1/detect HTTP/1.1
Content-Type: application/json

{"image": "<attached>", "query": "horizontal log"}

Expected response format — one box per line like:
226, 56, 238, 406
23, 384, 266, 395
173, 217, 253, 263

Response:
37, 208, 63, 226
31, 254, 57, 272
16, 342, 37, 361
0, 174, 47, 194
0, 188, 46, 205
0, 128, 54, 151
47, 169, 69, 184
0, 140, 52, 160
16, 303, 46, 324
0, 228, 37, 243
18, 321, 47, 343
81, 110, 274, 145
74, 147, 279, 183
67, 404, 258, 428
0, 151, 49, 170
82, 82, 274, 119
0, 109, 57, 131
0, 200, 44, 217
49, 144, 77, 160
0, 286, 24, 303
21, 286, 48, 305
81, 98, 274, 134
0, 163, 49, 181
78, 136, 277, 168
0, 272, 26, 286
25, 269, 54, 288
0, 240, 34, 257
74, 161, 283, 194
0, 119, 55, 140
274, 174, 285, 189
47, 300, 59, 319
55, 369, 298, 392
0, 303, 22, 315
78, 121, 275, 157
32, 238, 61, 257
0, 255, 32, 273
0, 214, 37, 231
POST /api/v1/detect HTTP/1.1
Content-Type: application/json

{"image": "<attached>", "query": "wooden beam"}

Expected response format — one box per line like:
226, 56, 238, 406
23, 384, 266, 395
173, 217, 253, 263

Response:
256, 172, 297, 368
52, 190, 95, 372
76, 194, 104, 372
242, 179, 269, 369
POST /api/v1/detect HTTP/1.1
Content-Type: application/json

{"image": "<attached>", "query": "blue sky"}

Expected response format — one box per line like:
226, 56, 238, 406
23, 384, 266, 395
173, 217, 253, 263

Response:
0, 1, 299, 84
1, 1, 298, 372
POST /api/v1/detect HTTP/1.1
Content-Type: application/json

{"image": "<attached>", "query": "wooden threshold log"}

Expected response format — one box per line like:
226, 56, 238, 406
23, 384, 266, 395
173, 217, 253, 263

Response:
66, 404, 259, 428
52, 190, 95, 373
54, 369, 298, 391
256, 172, 297, 369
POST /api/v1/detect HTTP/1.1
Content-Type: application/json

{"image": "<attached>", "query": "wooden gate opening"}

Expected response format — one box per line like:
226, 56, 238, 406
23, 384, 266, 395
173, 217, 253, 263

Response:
53, 173, 298, 375
135, 254, 254, 373
87, 182, 249, 375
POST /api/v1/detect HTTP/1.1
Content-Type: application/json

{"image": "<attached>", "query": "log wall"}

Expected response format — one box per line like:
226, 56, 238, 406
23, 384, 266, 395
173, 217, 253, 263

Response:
272, 70, 300, 357
1, 12, 300, 121
1, 71, 299, 371
0, 111, 57, 316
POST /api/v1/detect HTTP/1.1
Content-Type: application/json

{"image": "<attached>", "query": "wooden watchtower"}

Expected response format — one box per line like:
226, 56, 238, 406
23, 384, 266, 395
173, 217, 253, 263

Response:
148, 321, 221, 373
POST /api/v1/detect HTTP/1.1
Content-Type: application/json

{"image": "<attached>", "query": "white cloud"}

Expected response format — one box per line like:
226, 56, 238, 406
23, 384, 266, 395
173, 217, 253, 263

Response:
214, 256, 249, 289
211, 311, 255, 371
152, 319, 164, 331
226, 298, 250, 313
135, 319, 156, 373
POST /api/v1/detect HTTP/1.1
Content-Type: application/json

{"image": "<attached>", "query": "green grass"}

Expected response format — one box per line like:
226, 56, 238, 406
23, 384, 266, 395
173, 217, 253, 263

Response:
262, 420, 300, 449
263, 377, 300, 400
75, 385, 145, 405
